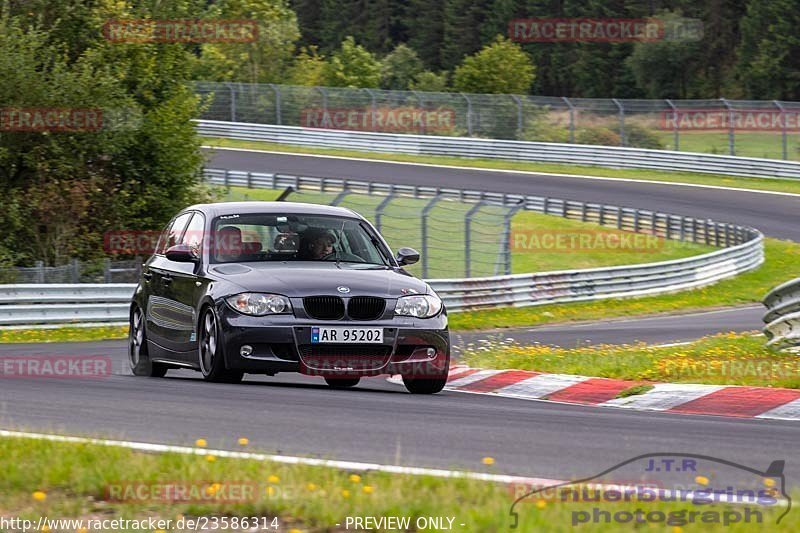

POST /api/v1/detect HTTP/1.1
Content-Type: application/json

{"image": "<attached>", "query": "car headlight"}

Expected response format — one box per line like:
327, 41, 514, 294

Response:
394, 294, 443, 318
225, 293, 292, 316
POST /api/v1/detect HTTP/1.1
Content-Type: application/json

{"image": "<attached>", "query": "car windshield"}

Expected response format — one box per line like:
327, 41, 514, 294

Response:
211, 213, 390, 265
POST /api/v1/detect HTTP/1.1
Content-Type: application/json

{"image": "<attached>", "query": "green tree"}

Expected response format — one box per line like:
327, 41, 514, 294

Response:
322, 36, 382, 88
736, 0, 800, 99
409, 71, 449, 92
288, 45, 327, 86
193, 0, 300, 84
380, 44, 424, 90
452, 35, 535, 94
0, 2, 208, 265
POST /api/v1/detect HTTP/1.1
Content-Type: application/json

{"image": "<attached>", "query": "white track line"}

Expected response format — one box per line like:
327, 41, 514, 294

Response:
202, 145, 800, 198
0, 429, 558, 486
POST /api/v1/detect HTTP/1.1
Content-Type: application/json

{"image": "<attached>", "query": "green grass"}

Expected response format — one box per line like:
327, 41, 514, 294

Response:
203, 136, 800, 195
2, 436, 794, 531
449, 238, 798, 331
0, 325, 128, 344
657, 130, 800, 161
463, 332, 800, 389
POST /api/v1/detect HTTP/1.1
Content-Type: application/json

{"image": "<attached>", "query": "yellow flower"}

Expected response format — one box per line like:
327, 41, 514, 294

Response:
306, 483, 318, 491
695, 475, 709, 485
764, 478, 776, 487
349, 474, 361, 483
237, 437, 249, 446
535, 499, 546, 509
341, 489, 351, 498
362, 485, 374, 494
205, 454, 217, 462
482, 457, 495, 465
268, 474, 280, 483
266, 486, 277, 497
42, 527, 51, 533
195, 438, 207, 447
32, 491, 47, 501
289, 529, 304, 533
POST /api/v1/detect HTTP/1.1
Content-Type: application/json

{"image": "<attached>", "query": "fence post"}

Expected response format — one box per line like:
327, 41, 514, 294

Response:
269, 84, 281, 125
460, 93, 473, 136
666, 99, 679, 150
103, 258, 111, 283
35, 260, 45, 283
464, 201, 486, 277
374, 190, 396, 233
774, 100, 788, 160
511, 95, 523, 139
315, 86, 328, 115
563, 97, 575, 143
411, 89, 425, 134
226, 82, 236, 122
71, 258, 80, 283
421, 195, 442, 278
365, 88, 377, 132
502, 202, 524, 275
612, 98, 625, 146
330, 190, 350, 206
721, 98, 735, 156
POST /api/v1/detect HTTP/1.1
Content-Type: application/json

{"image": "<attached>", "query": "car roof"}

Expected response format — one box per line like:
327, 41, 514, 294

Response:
181, 201, 364, 220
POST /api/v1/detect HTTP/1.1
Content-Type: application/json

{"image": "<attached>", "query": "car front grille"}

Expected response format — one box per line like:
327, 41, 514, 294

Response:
347, 296, 386, 320
303, 296, 345, 320
299, 344, 392, 358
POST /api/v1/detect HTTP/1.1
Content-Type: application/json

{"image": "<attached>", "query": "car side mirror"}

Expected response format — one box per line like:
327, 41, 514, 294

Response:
165, 243, 198, 263
395, 247, 420, 266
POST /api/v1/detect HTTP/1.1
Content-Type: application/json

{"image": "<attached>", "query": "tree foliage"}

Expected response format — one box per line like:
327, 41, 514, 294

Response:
452, 36, 535, 94
322, 36, 382, 88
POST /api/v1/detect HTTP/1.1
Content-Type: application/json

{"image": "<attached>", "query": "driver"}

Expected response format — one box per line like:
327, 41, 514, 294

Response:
302, 229, 336, 260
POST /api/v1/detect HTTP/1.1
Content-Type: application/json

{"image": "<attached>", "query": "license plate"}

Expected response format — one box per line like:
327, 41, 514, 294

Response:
311, 327, 383, 344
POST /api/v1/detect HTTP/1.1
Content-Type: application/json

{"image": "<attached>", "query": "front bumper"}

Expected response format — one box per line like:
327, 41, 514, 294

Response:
216, 302, 450, 378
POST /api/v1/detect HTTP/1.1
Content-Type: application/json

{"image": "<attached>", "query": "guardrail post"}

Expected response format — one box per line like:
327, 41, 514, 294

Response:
103, 258, 111, 283
612, 98, 625, 146
460, 93, 473, 136
421, 195, 443, 278
666, 99, 679, 150
774, 100, 788, 160
269, 83, 282, 125
563, 97, 575, 143
226, 82, 237, 122
502, 202, 524, 275
721, 98, 735, 155
374, 190, 396, 232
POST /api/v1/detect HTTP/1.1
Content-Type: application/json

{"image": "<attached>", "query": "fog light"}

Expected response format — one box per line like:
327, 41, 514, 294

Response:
240, 345, 253, 357
426, 348, 436, 358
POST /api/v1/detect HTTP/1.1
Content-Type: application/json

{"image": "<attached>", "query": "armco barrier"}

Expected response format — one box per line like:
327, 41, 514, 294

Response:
0, 170, 764, 327
196, 120, 800, 179
763, 278, 800, 350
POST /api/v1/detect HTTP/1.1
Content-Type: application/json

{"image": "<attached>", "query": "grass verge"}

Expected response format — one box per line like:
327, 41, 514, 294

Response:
1, 436, 793, 531
203, 137, 800, 195
0, 325, 128, 344
449, 238, 798, 331
462, 332, 800, 389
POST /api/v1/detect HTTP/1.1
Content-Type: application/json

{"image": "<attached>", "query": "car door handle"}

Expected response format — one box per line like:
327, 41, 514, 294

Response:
142, 272, 153, 281
162, 275, 173, 286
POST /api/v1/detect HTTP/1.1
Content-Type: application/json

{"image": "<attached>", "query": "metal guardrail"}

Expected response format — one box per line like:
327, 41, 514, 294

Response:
197, 120, 800, 179
763, 278, 800, 350
0, 169, 763, 327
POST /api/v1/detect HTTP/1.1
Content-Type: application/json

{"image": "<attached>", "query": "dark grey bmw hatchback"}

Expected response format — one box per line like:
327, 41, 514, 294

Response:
129, 202, 450, 394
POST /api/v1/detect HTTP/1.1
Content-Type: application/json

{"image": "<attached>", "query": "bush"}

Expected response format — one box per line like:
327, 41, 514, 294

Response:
575, 127, 621, 146
624, 124, 666, 149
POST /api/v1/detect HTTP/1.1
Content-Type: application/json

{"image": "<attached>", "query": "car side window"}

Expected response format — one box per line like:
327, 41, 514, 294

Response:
180, 212, 205, 258
157, 212, 192, 255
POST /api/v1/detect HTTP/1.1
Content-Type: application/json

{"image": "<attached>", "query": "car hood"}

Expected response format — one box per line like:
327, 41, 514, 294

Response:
209, 262, 429, 298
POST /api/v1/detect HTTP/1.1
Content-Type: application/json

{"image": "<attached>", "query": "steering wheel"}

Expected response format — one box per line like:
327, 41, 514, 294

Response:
319, 252, 336, 261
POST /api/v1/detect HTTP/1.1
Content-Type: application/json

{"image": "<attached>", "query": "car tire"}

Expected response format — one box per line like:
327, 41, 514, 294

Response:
129, 305, 168, 378
199, 307, 244, 384
402, 376, 447, 394
324, 377, 360, 389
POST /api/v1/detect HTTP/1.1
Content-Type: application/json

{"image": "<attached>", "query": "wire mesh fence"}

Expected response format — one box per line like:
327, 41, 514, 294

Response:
195, 81, 800, 160
0, 259, 142, 284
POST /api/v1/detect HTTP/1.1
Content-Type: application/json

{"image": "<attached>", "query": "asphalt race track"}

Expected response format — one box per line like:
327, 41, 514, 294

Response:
1, 341, 799, 489
205, 148, 800, 240
2, 150, 799, 489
